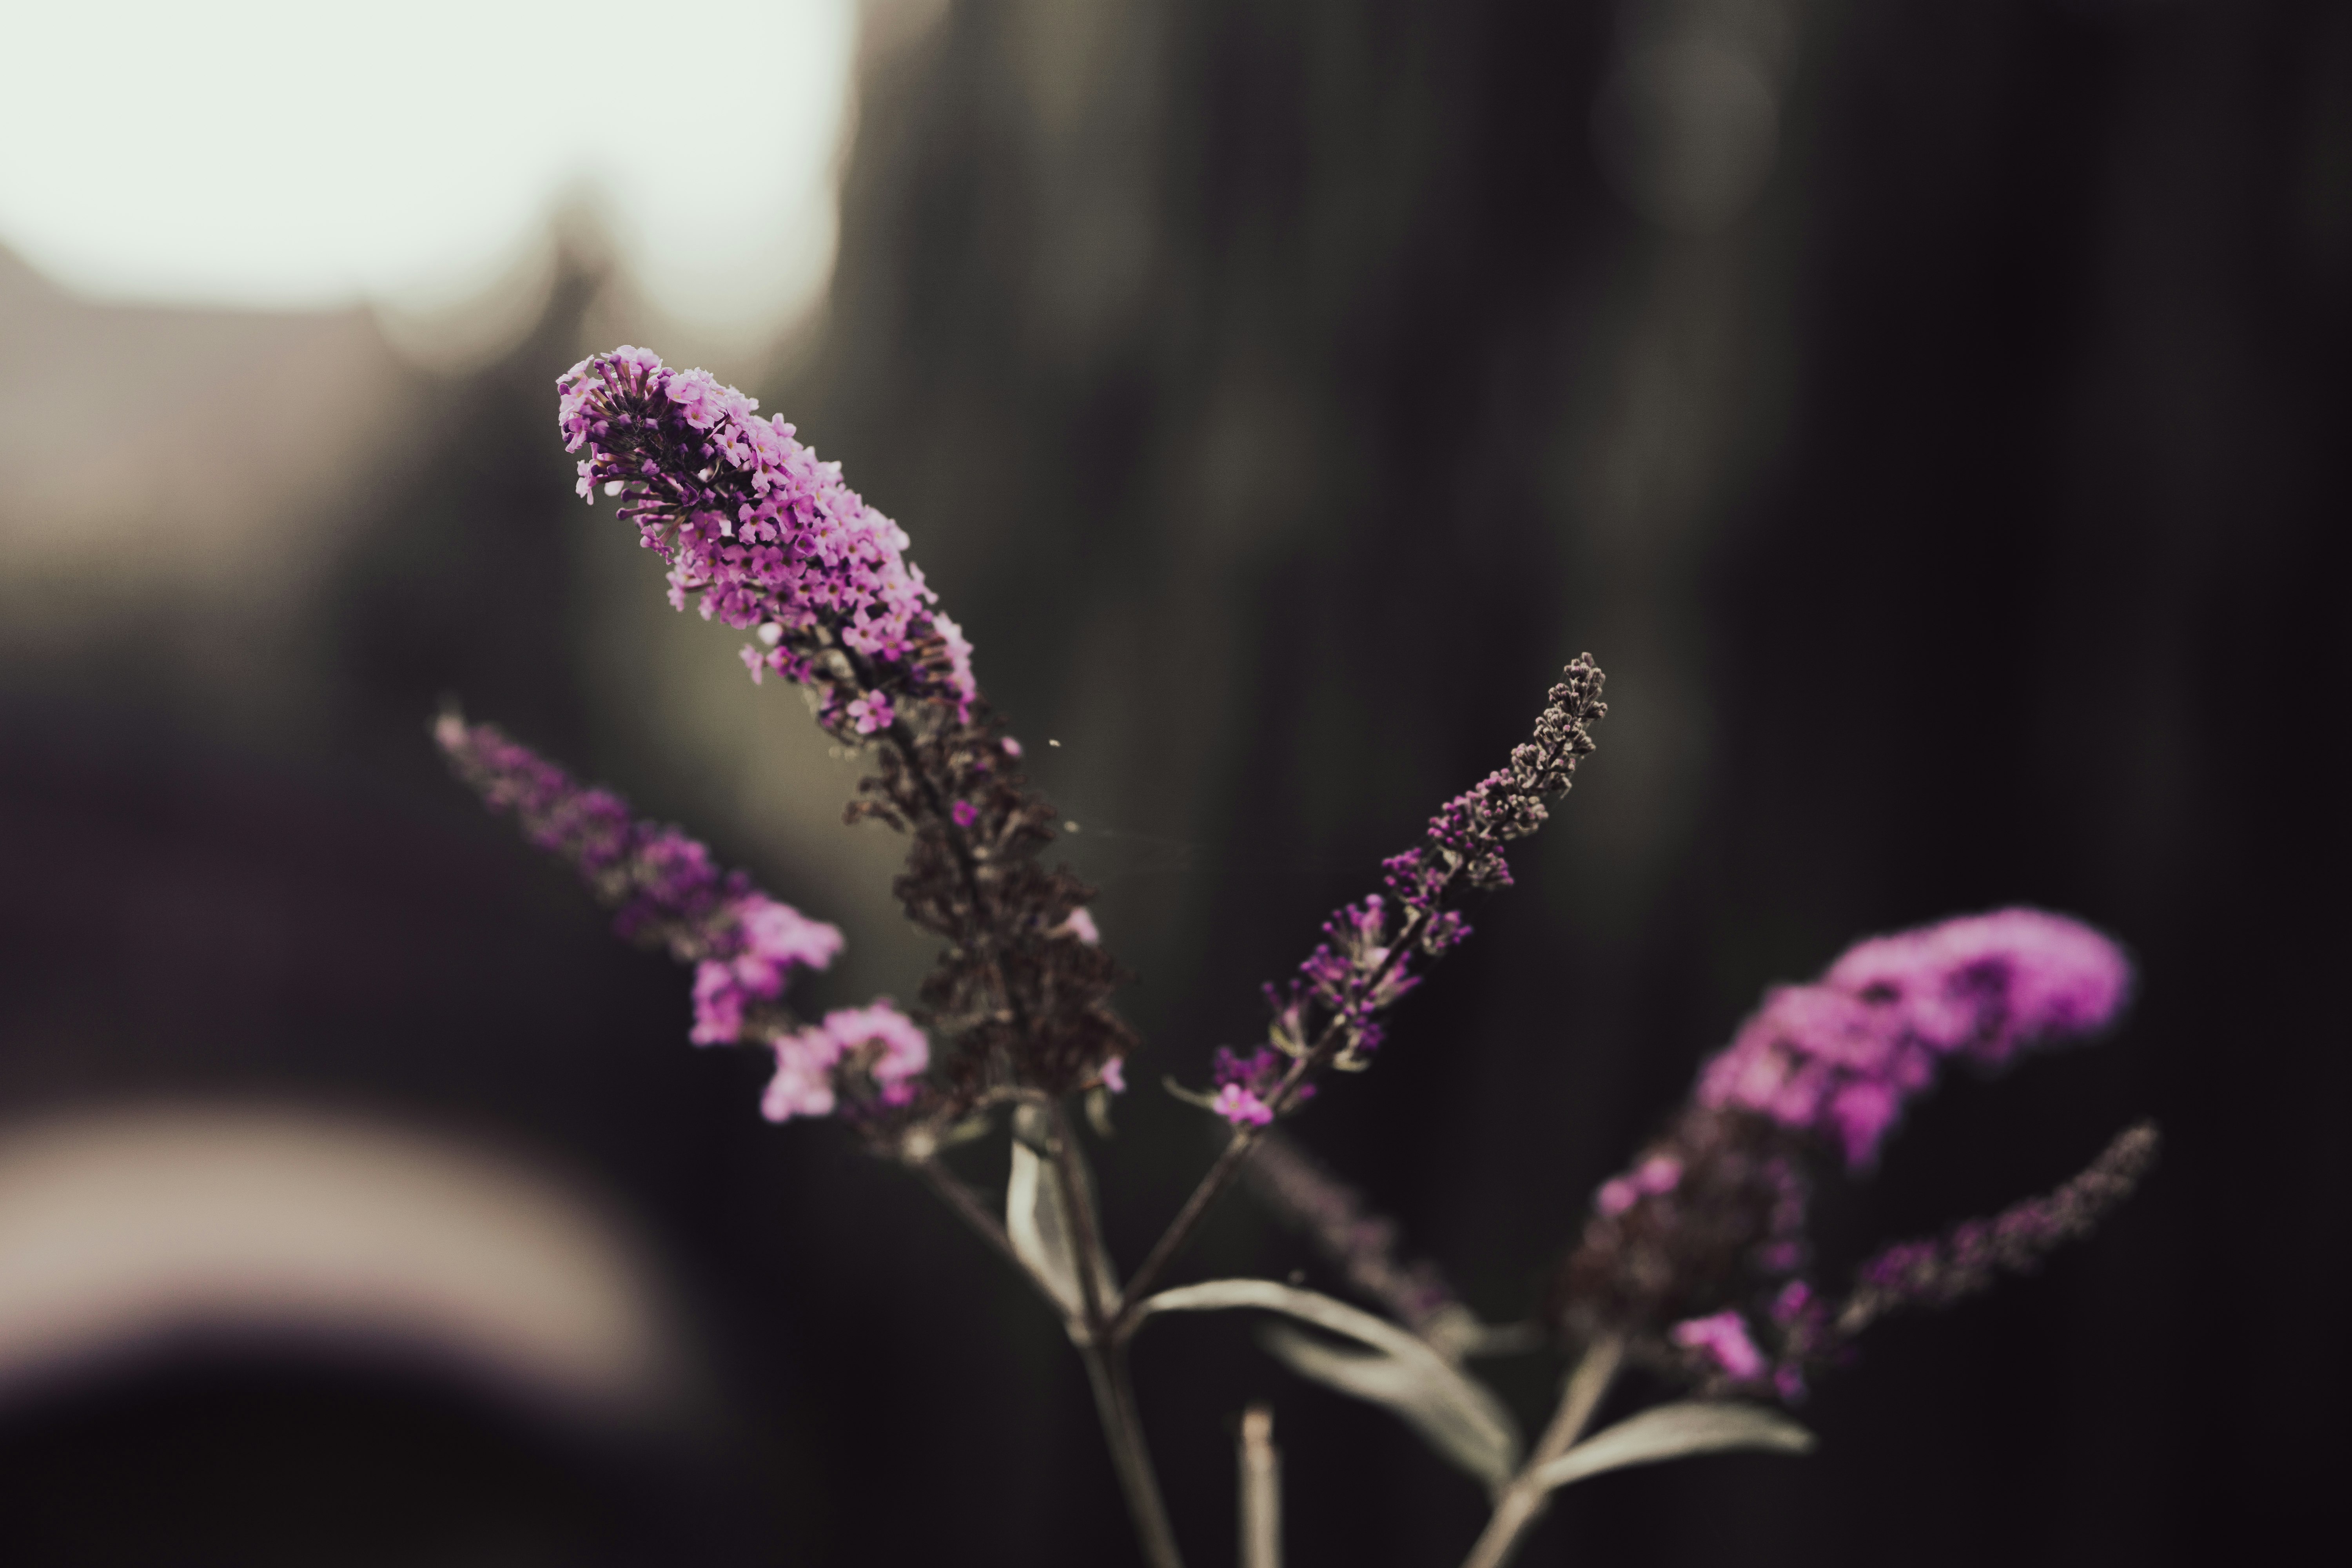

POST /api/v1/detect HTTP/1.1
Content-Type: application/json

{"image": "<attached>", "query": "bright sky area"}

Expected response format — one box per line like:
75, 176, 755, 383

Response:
0, 0, 857, 338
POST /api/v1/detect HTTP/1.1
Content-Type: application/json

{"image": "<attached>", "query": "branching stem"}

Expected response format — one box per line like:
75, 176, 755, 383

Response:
1046, 1099, 1184, 1568
1080, 1338, 1185, 1568
1457, 1334, 1626, 1568
893, 671, 1587, 1563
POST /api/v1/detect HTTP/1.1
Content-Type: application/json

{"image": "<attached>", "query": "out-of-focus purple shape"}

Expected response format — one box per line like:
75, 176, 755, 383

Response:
1838, 1120, 2160, 1333
1697, 909, 2131, 1165
1669, 1308, 1766, 1382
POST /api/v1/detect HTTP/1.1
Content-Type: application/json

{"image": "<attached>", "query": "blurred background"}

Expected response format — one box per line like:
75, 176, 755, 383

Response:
1, 0, 2343, 1563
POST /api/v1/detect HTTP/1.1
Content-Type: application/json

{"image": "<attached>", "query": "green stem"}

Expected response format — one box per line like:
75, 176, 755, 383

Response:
1079, 1338, 1186, 1568
1044, 1102, 1183, 1567
1112, 899, 1446, 1334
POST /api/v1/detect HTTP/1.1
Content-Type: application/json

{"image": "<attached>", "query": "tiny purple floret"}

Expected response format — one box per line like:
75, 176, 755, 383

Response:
1210, 1084, 1276, 1127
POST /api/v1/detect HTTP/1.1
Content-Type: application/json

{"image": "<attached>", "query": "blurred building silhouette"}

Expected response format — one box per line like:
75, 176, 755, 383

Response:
0, 1, 2344, 1564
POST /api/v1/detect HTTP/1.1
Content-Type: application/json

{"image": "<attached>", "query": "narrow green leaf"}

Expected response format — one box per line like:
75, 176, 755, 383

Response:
1258, 1325, 1520, 1489
1528, 1401, 1816, 1494
1005, 1139, 1083, 1315
1004, 1105, 1118, 1320
1136, 1279, 1523, 1490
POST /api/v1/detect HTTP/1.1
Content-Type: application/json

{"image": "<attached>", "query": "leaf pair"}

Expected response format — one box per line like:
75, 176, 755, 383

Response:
1135, 1279, 1523, 1490
1133, 1279, 1813, 1496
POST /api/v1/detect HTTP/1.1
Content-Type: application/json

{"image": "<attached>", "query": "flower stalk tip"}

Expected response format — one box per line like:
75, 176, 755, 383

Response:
559, 347, 976, 736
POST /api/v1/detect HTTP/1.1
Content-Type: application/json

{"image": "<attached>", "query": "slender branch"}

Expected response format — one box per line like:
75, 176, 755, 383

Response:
1109, 1021, 1354, 1324
1113, 889, 1455, 1328
1457, 1334, 1626, 1568
1043, 1101, 1186, 1566
924, 1131, 1179, 1565
1111, 1131, 1252, 1334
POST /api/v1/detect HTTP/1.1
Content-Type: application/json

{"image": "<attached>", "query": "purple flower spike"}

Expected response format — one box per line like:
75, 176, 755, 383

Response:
1833, 1121, 2160, 1336
557, 347, 976, 733
436, 712, 844, 1053
1823, 907, 2134, 1065
1699, 908, 2131, 1167
1256, 658, 1606, 1082
1557, 911, 2149, 1408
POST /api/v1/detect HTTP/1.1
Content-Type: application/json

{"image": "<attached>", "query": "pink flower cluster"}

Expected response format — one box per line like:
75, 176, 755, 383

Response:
557, 347, 977, 727
1697, 909, 2132, 1166
687, 897, 846, 1045
1670, 1309, 1766, 1382
763, 1004, 932, 1122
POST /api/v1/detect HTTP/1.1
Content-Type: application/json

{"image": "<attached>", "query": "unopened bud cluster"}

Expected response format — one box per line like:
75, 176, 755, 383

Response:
1230, 660, 1606, 1122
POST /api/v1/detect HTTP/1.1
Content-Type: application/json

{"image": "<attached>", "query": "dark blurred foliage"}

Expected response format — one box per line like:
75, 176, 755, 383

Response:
1, 0, 2345, 1563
